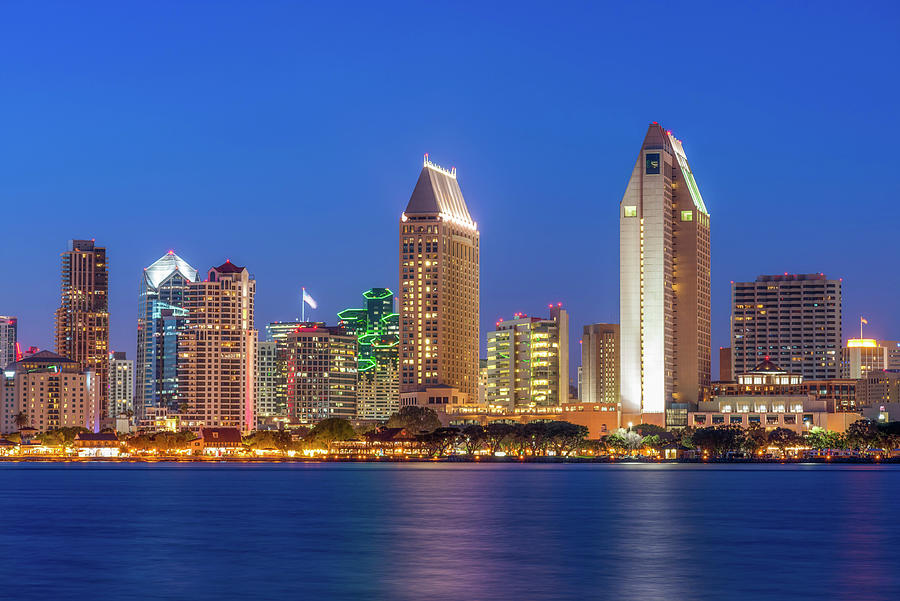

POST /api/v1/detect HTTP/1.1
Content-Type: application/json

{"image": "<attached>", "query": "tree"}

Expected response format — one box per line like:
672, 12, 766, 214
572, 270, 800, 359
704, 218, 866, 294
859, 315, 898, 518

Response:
546, 421, 589, 457
461, 424, 486, 455
846, 419, 879, 450
484, 422, 516, 455
306, 418, 357, 451
604, 428, 644, 455
742, 424, 768, 455
805, 426, 843, 451
419, 427, 460, 457
692, 426, 743, 458
386, 406, 441, 434
40, 426, 89, 448
632, 423, 667, 437
14, 411, 28, 429
876, 421, 900, 451
767, 427, 800, 459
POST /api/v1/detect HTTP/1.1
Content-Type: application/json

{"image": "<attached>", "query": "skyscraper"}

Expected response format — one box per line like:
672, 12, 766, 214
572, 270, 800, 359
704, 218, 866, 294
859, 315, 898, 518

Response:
285, 324, 357, 424
485, 305, 569, 411
178, 260, 257, 431
731, 274, 841, 380
581, 323, 619, 405
338, 288, 400, 420
255, 340, 281, 427
840, 339, 899, 379
108, 351, 134, 419
620, 124, 711, 426
55, 239, 110, 418
400, 155, 480, 403
136, 251, 199, 418
0, 316, 17, 369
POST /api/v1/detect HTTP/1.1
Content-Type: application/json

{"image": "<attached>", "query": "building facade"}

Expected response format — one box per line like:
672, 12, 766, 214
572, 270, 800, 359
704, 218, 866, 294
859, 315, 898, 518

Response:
619, 123, 711, 426
0, 316, 17, 369
400, 155, 480, 403
485, 306, 569, 411
581, 323, 619, 406
136, 251, 199, 418
55, 239, 110, 417
178, 261, 257, 431
338, 288, 400, 420
263, 321, 306, 425
0, 351, 101, 434
841, 339, 900, 379
731, 274, 842, 380
284, 324, 357, 424
255, 340, 281, 427
108, 351, 134, 419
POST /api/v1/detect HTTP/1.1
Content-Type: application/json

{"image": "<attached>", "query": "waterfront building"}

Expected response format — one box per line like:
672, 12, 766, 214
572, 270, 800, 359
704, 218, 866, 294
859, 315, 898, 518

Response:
731, 273, 842, 380
255, 340, 282, 427
856, 371, 900, 408
284, 324, 357, 424
338, 288, 400, 420
581, 323, 619, 405
178, 261, 257, 432
841, 339, 900, 379
619, 123, 711, 427
400, 155, 480, 404
108, 351, 134, 420
0, 350, 101, 433
54, 239, 110, 417
485, 305, 569, 411
136, 251, 199, 419
0, 316, 17, 369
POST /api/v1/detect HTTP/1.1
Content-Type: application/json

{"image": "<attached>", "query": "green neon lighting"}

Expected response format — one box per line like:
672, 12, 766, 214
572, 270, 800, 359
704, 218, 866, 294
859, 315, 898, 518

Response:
363, 288, 393, 300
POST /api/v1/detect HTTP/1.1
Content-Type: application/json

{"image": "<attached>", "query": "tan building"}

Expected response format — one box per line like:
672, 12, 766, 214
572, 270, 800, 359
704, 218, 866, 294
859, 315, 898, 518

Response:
581, 323, 619, 405
55, 239, 110, 417
619, 123, 711, 427
841, 338, 900, 379
689, 397, 829, 434
442, 401, 621, 440
485, 306, 569, 411
284, 324, 357, 424
719, 347, 732, 381
0, 351, 101, 434
178, 261, 257, 432
857, 371, 900, 408
400, 155, 479, 403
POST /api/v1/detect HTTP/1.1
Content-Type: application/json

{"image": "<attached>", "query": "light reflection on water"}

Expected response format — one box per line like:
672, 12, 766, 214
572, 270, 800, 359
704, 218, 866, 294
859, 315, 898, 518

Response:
2, 462, 899, 601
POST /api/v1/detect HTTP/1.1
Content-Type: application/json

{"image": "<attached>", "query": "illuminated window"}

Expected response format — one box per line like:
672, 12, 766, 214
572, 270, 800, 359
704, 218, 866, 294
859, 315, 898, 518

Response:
624, 206, 637, 218
681, 210, 693, 222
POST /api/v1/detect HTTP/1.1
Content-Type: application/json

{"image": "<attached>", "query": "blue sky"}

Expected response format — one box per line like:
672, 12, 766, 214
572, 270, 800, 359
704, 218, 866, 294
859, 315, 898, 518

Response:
2, 1, 898, 378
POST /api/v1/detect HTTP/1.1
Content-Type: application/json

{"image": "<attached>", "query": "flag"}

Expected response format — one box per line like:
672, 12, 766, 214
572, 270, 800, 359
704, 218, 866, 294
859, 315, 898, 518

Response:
302, 288, 317, 310
861, 317, 868, 325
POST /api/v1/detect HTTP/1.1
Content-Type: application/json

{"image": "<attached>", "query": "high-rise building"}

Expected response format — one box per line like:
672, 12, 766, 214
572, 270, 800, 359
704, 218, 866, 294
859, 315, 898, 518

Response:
619, 124, 711, 426
178, 260, 257, 431
581, 323, 619, 405
255, 340, 282, 427
55, 239, 110, 417
400, 155, 479, 404
136, 251, 199, 418
731, 274, 842, 380
338, 288, 400, 420
284, 324, 357, 424
841, 339, 900, 379
719, 347, 733, 381
0, 316, 17, 369
485, 306, 569, 411
108, 351, 134, 419
0, 350, 101, 433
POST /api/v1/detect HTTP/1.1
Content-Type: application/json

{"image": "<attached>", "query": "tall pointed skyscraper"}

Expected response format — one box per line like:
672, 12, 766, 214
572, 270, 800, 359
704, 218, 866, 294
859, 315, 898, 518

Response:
619, 123, 711, 427
399, 155, 480, 404
136, 250, 199, 419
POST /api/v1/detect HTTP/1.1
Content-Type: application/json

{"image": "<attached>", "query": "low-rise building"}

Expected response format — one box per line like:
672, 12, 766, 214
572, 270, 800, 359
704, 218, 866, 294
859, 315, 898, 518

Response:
74, 432, 121, 457
194, 427, 244, 455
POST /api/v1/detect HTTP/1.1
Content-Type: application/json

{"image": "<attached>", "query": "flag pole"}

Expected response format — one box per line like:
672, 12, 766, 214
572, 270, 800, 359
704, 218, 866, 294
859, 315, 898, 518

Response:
302, 287, 306, 322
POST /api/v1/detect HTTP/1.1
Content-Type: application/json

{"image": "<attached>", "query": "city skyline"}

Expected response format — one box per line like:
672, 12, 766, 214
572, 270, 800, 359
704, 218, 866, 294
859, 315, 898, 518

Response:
2, 3, 899, 380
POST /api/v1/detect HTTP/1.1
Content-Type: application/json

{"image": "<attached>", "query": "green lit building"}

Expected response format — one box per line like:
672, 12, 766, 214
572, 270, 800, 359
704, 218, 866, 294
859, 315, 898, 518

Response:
338, 288, 400, 420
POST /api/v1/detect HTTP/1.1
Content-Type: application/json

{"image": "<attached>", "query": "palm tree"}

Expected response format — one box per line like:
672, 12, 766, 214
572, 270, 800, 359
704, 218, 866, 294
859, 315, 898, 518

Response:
14, 411, 28, 429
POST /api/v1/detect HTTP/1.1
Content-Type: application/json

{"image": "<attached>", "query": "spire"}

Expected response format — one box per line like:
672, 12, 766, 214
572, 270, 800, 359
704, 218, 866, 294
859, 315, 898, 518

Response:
403, 154, 476, 229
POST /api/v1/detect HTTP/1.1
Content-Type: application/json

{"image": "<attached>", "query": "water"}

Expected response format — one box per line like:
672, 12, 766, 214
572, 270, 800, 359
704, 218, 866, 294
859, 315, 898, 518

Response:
2, 462, 899, 601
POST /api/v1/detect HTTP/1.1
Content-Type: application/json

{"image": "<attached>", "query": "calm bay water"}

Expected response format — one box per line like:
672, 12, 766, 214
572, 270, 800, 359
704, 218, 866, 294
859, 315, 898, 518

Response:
2, 462, 899, 601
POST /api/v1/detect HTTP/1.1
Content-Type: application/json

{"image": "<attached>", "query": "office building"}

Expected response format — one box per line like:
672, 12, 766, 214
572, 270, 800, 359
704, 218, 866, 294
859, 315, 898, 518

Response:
108, 351, 134, 419
731, 274, 842, 380
178, 260, 257, 431
0, 316, 17, 369
255, 340, 282, 427
338, 288, 400, 420
857, 371, 900, 408
0, 350, 101, 434
581, 323, 619, 405
54, 239, 110, 417
284, 324, 357, 424
136, 251, 199, 418
400, 155, 480, 403
620, 123, 711, 426
841, 339, 900, 379
719, 347, 733, 381
485, 305, 569, 411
